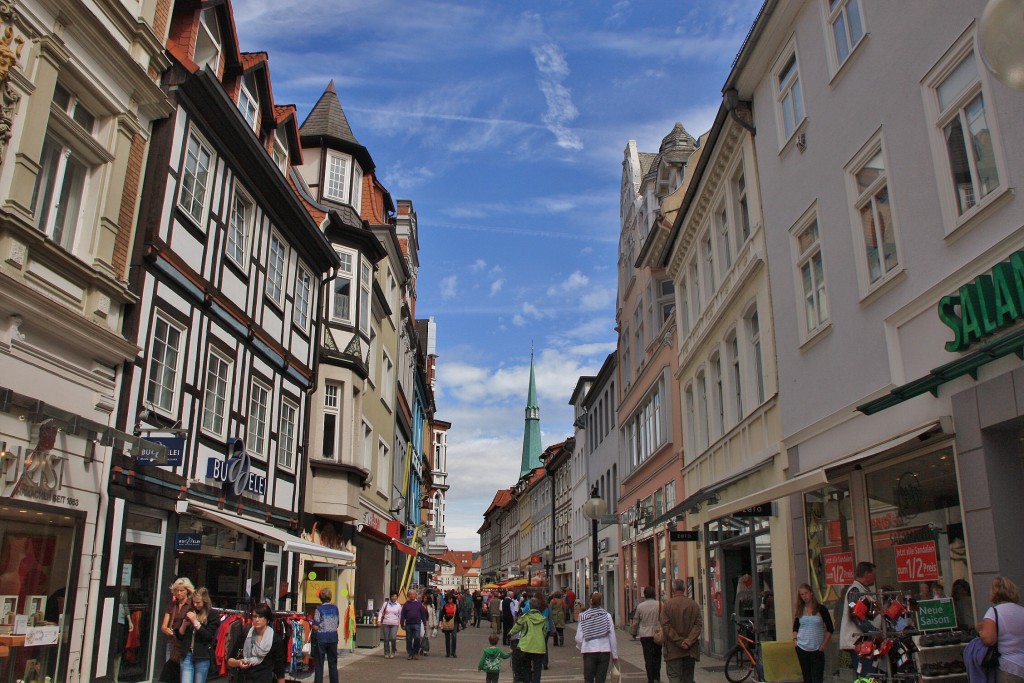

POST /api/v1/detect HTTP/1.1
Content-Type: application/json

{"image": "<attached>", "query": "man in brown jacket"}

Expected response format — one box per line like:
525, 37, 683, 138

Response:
660, 579, 703, 683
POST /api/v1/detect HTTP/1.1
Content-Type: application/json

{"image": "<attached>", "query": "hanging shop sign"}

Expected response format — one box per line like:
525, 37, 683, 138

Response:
175, 533, 203, 551
670, 530, 699, 542
137, 436, 184, 466
824, 551, 855, 586
938, 250, 1024, 352
894, 540, 939, 582
916, 598, 956, 630
205, 439, 266, 496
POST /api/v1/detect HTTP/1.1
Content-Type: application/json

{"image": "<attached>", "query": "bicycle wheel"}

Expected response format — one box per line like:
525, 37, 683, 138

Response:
724, 645, 757, 683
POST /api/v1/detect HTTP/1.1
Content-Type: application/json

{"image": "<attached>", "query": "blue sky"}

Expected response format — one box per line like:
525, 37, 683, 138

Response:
235, 0, 764, 550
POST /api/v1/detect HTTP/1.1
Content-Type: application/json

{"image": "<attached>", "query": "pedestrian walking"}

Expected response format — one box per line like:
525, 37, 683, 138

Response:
311, 588, 339, 683
401, 590, 429, 660
631, 587, 662, 683
474, 590, 485, 627
565, 589, 576, 622
838, 562, 880, 677
378, 592, 402, 658
976, 575, 1024, 683
792, 583, 833, 683
510, 594, 549, 683
502, 591, 520, 646
660, 579, 702, 683
576, 592, 617, 683
478, 633, 512, 683
441, 593, 465, 657
422, 597, 436, 656
548, 592, 566, 646
489, 592, 503, 634
160, 578, 194, 683
177, 587, 218, 683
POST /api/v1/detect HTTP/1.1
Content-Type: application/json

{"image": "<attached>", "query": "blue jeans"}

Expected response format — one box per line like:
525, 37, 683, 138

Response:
180, 654, 211, 683
315, 641, 339, 683
405, 623, 422, 656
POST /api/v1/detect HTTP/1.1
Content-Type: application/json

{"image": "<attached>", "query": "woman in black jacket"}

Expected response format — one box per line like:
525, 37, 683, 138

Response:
178, 587, 219, 683
227, 603, 285, 683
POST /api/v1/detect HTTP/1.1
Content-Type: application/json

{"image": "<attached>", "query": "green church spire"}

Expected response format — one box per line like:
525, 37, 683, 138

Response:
520, 352, 543, 477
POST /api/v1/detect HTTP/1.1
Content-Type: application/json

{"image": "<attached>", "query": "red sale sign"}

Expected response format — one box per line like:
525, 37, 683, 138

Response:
824, 551, 854, 586
895, 540, 939, 582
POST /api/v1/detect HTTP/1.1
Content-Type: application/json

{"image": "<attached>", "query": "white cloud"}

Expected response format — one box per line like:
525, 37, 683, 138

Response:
547, 271, 590, 296
530, 42, 582, 151
490, 279, 505, 296
470, 259, 487, 272
521, 302, 544, 319
440, 275, 458, 299
512, 314, 526, 327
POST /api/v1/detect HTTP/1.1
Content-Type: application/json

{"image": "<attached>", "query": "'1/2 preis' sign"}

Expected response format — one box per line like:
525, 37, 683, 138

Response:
938, 250, 1024, 352
894, 540, 939, 582
824, 551, 854, 586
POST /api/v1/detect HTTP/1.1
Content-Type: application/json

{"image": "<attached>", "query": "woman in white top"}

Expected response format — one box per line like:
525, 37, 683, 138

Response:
792, 583, 834, 683
979, 576, 1024, 683
378, 593, 402, 658
575, 592, 618, 683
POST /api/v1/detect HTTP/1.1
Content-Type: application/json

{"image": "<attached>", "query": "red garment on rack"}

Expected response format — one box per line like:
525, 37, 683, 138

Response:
124, 611, 142, 663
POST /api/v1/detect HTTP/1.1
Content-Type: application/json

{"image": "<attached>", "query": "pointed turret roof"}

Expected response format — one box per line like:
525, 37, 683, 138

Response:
299, 80, 360, 147
520, 353, 543, 477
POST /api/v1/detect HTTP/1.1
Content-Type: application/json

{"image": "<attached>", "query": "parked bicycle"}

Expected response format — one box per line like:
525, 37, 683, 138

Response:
725, 613, 762, 683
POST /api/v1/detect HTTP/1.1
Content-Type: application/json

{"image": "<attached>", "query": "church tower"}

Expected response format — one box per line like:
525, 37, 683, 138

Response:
520, 353, 543, 477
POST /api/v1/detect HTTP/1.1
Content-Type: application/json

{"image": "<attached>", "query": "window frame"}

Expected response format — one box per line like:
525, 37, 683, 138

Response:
331, 248, 355, 325
265, 230, 287, 307
238, 74, 259, 132
823, 0, 866, 75
294, 264, 313, 330
359, 257, 372, 335
32, 132, 89, 252
845, 135, 903, 297
790, 207, 831, 342
321, 382, 341, 460
325, 151, 351, 203
772, 39, 807, 146
201, 348, 232, 438
225, 185, 253, 268
247, 379, 271, 461
146, 312, 185, 416
922, 31, 1009, 235
178, 128, 213, 227
194, 8, 222, 73
277, 397, 298, 472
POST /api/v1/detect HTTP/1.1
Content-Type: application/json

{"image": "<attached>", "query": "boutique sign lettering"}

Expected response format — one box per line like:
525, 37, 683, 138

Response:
205, 438, 266, 497
938, 251, 1024, 352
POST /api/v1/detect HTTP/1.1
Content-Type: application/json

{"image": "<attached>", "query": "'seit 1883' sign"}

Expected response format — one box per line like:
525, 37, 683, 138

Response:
205, 438, 266, 496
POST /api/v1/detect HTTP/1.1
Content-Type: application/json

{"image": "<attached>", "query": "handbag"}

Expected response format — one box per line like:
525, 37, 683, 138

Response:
982, 607, 1001, 671
653, 624, 664, 645
610, 661, 621, 683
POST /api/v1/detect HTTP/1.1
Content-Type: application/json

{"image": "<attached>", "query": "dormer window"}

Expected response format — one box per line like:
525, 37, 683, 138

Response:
239, 73, 259, 131
194, 9, 222, 73
272, 133, 288, 174
325, 151, 349, 202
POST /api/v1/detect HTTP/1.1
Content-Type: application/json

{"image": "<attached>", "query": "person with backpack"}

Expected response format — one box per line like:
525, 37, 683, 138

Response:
478, 633, 512, 683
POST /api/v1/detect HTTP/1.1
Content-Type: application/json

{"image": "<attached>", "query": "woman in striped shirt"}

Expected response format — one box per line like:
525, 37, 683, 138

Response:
792, 583, 834, 683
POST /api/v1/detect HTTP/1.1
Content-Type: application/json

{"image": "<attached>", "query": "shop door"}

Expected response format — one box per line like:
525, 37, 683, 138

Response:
118, 510, 166, 683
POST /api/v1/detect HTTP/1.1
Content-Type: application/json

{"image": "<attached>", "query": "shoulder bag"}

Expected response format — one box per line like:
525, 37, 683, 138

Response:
653, 602, 664, 645
982, 607, 1001, 670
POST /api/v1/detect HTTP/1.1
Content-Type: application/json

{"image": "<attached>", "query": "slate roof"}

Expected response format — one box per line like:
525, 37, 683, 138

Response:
299, 80, 359, 146
638, 152, 658, 178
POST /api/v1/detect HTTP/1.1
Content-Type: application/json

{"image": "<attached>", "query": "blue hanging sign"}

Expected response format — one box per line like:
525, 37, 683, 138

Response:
137, 437, 185, 466
175, 533, 202, 551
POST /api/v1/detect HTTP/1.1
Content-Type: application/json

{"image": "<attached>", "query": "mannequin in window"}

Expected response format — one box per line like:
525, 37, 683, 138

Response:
734, 575, 755, 620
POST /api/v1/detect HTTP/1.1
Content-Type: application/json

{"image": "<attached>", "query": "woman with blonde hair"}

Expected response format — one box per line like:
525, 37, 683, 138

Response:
979, 576, 1024, 683
178, 587, 219, 683
159, 578, 195, 682
792, 583, 833, 683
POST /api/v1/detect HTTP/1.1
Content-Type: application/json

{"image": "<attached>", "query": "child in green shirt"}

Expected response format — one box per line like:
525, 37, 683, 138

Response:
478, 633, 512, 683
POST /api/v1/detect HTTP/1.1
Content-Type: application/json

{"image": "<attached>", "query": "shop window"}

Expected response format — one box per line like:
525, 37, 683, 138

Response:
804, 484, 854, 605
864, 448, 968, 624
0, 504, 80, 683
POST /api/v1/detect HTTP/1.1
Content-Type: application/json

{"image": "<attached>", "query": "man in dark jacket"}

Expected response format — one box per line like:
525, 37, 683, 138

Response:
660, 579, 702, 683
400, 590, 429, 660
501, 591, 519, 645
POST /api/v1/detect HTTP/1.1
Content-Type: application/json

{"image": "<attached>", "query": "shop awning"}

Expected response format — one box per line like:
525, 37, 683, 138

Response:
706, 421, 944, 519
187, 502, 355, 565
392, 540, 417, 555
646, 454, 776, 529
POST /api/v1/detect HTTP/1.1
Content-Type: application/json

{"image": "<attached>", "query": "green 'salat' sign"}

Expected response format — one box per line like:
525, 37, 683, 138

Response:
938, 250, 1024, 352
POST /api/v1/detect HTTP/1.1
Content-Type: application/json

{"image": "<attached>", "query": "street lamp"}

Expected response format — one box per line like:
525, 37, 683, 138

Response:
582, 485, 608, 593
979, 0, 1024, 90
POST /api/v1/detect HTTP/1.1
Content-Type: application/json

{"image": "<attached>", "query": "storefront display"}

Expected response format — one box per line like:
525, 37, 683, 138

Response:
0, 502, 80, 683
